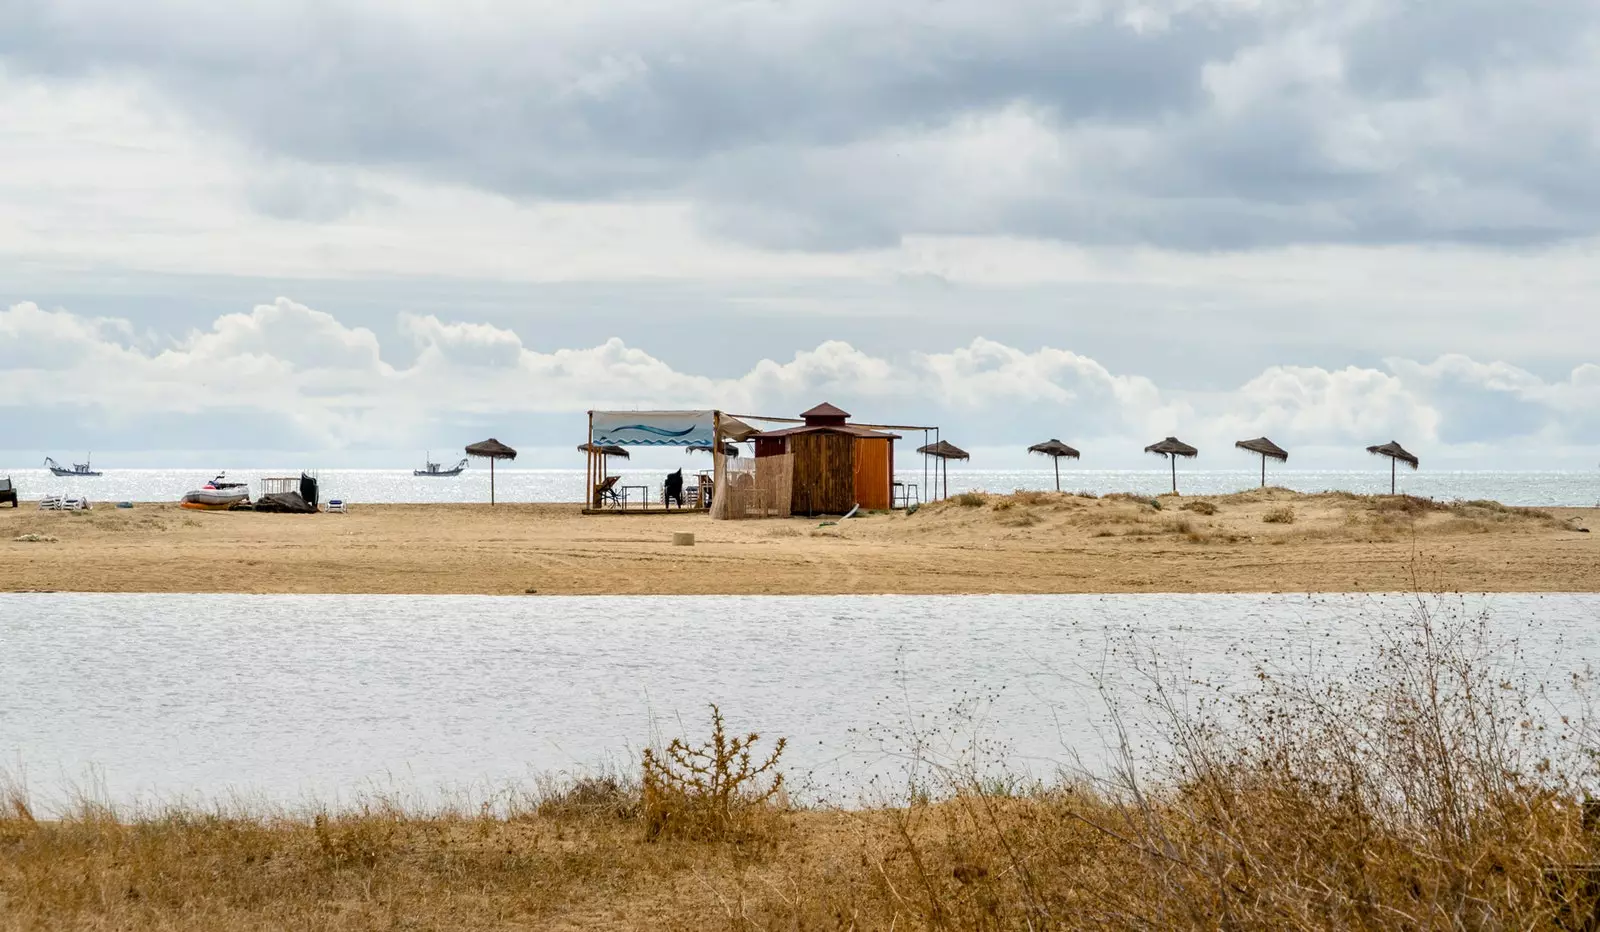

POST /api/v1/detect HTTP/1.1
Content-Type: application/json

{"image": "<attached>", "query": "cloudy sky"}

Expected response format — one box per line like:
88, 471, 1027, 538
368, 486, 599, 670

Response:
3, 0, 1598, 468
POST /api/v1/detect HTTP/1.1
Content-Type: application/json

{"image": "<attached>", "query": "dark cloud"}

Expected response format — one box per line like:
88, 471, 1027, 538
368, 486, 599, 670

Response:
3, 1, 1600, 250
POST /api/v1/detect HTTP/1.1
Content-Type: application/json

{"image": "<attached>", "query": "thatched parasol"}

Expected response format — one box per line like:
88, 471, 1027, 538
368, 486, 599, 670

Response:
687, 443, 740, 457
917, 440, 970, 500
466, 438, 517, 504
1234, 437, 1288, 488
1366, 440, 1418, 495
1144, 437, 1198, 494
1028, 439, 1080, 491
578, 443, 629, 483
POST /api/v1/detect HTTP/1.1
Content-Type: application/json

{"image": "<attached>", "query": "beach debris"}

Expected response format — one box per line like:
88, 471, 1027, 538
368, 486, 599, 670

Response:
116, 502, 133, 509
13, 533, 58, 543
524, 587, 539, 594
905, 503, 920, 516
672, 532, 695, 546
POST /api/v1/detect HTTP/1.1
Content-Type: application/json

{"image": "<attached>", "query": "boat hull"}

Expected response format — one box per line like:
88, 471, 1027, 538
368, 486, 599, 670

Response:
48, 468, 102, 477
413, 468, 465, 477
181, 488, 250, 510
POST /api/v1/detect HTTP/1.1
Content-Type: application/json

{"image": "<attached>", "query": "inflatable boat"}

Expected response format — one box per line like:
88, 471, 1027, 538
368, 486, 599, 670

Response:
180, 488, 250, 510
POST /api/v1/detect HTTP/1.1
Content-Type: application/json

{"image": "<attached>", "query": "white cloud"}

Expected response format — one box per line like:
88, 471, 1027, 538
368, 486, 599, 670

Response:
2, 298, 1595, 466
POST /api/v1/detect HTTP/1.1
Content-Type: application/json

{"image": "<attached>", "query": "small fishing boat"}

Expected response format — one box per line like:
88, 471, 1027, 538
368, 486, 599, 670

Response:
205, 472, 248, 490
45, 455, 101, 477
180, 488, 250, 510
414, 454, 468, 477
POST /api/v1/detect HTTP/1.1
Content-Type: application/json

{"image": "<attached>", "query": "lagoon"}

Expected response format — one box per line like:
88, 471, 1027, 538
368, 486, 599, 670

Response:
3, 592, 1597, 811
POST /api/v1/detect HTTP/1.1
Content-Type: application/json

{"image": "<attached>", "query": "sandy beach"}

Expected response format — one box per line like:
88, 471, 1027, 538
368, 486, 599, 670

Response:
2, 489, 1594, 594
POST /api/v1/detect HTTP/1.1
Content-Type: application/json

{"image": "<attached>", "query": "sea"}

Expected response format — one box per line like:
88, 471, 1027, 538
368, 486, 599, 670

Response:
2, 467, 1597, 507
2, 592, 1596, 812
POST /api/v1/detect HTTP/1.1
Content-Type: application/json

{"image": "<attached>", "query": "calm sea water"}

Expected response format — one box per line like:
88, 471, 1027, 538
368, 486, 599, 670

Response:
2, 593, 1596, 811
1, 467, 1596, 506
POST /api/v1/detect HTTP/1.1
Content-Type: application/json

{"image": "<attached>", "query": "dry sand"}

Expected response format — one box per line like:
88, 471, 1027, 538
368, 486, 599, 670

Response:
2, 489, 1595, 594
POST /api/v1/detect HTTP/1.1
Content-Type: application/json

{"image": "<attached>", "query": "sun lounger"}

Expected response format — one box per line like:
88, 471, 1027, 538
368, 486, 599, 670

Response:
37, 495, 89, 511
326, 499, 347, 514
593, 475, 621, 509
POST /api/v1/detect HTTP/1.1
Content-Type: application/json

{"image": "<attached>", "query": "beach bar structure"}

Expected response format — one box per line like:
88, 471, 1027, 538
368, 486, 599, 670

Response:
751, 403, 899, 515
584, 405, 939, 518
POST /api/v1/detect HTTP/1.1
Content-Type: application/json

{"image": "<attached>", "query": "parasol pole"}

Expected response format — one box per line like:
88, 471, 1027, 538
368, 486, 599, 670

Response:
1170, 454, 1176, 494
1054, 455, 1060, 492
491, 457, 496, 505
1261, 453, 1266, 488
1391, 456, 1396, 495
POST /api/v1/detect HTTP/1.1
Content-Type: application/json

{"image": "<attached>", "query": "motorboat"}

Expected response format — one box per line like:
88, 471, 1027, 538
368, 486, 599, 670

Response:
414, 454, 468, 477
181, 487, 250, 510
45, 455, 101, 477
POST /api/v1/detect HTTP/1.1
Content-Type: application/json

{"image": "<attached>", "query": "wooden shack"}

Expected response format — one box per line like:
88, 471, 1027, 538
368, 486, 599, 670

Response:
753, 403, 898, 514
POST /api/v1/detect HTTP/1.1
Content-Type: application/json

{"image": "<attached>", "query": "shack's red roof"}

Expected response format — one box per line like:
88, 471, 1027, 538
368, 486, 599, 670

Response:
801, 402, 851, 420
754, 424, 900, 441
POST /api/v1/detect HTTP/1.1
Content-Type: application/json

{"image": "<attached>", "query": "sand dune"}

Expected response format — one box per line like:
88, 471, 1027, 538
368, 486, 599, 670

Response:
2, 489, 1594, 595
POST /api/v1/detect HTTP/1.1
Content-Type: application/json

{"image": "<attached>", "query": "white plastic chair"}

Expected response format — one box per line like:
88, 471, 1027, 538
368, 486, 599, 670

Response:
326, 499, 347, 514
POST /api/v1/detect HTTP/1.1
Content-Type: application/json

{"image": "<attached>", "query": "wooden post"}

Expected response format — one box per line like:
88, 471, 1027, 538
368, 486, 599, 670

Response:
1170, 455, 1176, 494
1053, 456, 1060, 492
586, 411, 594, 509
490, 457, 496, 505
1391, 457, 1396, 495
1261, 454, 1266, 488
712, 411, 723, 514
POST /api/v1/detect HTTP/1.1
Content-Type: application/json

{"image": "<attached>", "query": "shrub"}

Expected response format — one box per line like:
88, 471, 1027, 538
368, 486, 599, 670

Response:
535, 775, 638, 820
1372, 494, 1444, 516
641, 705, 786, 841
953, 492, 986, 507
1180, 500, 1217, 516
1263, 505, 1296, 524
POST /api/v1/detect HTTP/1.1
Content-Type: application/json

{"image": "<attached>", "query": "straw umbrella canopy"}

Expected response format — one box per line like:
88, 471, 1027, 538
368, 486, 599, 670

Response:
466, 438, 517, 505
1366, 440, 1418, 495
1234, 437, 1288, 488
687, 443, 740, 457
577, 443, 629, 480
1027, 439, 1081, 491
917, 440, 969, 500
1144, 436, 1198, 494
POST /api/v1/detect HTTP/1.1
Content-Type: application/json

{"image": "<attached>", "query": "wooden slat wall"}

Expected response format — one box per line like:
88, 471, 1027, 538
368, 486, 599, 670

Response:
790, 432, 856, 515
853, 438, 892, 510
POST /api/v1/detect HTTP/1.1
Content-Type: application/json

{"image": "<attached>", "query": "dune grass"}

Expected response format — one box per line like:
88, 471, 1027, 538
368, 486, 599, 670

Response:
4, 600, 1599, 930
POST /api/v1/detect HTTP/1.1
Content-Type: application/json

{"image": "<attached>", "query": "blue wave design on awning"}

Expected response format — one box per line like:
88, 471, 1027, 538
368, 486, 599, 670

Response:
614, 425, 695, 438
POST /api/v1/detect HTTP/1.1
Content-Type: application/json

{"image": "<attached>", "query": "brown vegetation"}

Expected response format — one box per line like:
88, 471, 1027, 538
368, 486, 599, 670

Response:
6, 604, 1599, 930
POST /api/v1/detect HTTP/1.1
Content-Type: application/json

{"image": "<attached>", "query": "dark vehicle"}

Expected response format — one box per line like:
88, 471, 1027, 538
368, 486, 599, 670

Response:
0, 476, 16, 507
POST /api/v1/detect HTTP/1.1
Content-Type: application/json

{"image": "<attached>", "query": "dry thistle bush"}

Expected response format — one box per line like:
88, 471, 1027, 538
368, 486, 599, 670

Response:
1262, 505, 1296, 524
1179, 499, 1218, 516
641, 704, 787, 842
952, 492, 987, 507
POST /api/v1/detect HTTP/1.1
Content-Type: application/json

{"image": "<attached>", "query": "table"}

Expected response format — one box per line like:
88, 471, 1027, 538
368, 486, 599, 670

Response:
620, 485, 649, 510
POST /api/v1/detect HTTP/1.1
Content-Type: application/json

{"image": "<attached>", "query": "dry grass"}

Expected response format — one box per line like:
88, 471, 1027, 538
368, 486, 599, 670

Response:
1180, 499, 1218, 516
7, 602, 1593, 930
1262, 505, 1296, 524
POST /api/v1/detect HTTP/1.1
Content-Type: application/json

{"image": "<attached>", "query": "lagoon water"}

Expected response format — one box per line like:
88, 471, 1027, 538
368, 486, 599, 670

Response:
3, 593, 1597, 811
1, 467, 1597, 506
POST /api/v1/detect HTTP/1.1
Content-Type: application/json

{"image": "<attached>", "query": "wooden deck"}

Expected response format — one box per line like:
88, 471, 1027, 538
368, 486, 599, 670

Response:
581, 507, 707, 517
